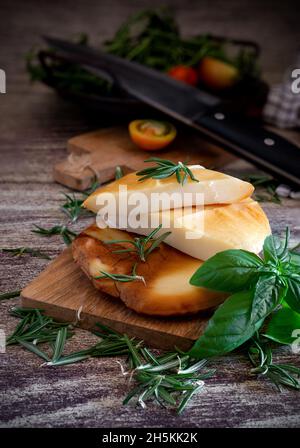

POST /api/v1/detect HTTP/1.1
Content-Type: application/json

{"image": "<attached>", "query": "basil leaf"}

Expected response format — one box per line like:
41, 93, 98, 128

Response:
289, 251, 300, 268
284, 272, 300, 313
263, 229, 290, 264
190, 250, 263, 292
263, 306, 300, 344
188, 290, 263, 359
263, 234, 281, 264
250, 274, 286, 323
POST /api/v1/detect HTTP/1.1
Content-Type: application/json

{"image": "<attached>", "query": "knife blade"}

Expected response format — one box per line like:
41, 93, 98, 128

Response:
44, 36, 300, 187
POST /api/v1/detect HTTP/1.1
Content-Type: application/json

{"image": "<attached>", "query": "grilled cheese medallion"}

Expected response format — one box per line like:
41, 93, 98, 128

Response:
72, 226, 226, 316
83, 166, 254, 214
103, 198, 271, 260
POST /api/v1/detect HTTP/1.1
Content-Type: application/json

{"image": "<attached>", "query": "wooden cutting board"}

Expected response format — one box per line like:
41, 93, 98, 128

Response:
53, 126, 234, 190
21, 248, 212, 350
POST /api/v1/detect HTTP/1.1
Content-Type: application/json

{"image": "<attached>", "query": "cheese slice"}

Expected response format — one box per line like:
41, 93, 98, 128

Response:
72, 225, 226, 316
83, 165, 254, 213
104, 198, 271, 260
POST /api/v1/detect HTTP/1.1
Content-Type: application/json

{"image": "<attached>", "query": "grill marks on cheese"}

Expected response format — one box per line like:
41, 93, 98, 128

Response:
122, 199, 271, 260
72, 226, 226, 316
83, 166, 254, 213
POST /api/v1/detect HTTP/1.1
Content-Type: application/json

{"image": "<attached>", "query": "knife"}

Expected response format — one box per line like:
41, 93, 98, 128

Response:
44, 36, 300, 187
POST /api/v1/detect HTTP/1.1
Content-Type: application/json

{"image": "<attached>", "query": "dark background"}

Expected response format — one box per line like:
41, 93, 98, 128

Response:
1, 0, 300, 142
2, 0, 300, 83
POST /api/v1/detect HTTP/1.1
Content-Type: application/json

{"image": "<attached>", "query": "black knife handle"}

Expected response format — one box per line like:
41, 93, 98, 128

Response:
193, 110, 300, 187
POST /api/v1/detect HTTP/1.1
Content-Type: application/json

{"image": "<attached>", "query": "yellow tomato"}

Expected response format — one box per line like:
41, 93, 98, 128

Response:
198, 57, 239, 90
129, 120, 177, 151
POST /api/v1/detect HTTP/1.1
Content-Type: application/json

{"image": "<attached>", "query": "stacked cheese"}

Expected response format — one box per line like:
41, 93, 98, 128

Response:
83, 166, 270, 261
72, 165, 271, 316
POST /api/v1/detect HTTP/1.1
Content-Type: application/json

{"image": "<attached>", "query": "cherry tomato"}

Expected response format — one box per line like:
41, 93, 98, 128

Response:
129, 120, 177, 151
198, 57, 239, 90
168, 65, 198, 86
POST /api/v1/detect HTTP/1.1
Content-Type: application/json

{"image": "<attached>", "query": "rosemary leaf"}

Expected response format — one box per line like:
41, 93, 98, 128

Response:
52, 327, 68, 362
0, 290, 21, 301
1, 247, 50, 260
81, 177, 101, 197
176, 383, 204, 415
104, 224, 171, 262
136, 158, 199, 185
94, 270, 145, 284
248, 335, 300, 391
18, 339, 50, 362
32, 225, 76, 246
242, 173, 281, 204
61, 193, 86, 223
7, 308, 73, 346
47, 354, 90, 366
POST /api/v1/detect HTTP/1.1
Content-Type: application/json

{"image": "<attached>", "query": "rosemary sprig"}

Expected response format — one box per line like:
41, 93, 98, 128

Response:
81, 177, 101, 197
7, 309, 212, 413
136, 158, 199, 185
7, 307, 73, 346
61, 177, 101, 223
248, 334, 300, 391
0, 290, 21, 301
123, 354, 212, 413
1, 247, 50, 260
104, 224, 171, 262
95, 263, 146, 285
61, 193, 87, 223
242, 173, 281, 204
32, 225, 77, 246
46, 323, 138, 366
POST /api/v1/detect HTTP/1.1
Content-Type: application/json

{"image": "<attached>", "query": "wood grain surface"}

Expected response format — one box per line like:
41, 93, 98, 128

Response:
21, 248, 214, 351
54, 127, 233, 190
1, 0, 300, 428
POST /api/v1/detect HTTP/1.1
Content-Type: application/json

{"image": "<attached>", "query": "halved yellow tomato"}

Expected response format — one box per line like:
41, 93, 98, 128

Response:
129, 119, 177, 151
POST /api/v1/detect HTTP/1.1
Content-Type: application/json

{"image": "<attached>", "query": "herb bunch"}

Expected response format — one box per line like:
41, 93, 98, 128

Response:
104, 224, 171, 262
248, 334, 300, 390
26, 32, 114, 97
31, 176, 103, 245
136, 158, 199, 185
7, 310, 213, 414
242, 173, 281, 204
95, 262, 146, 285
96, 225, 171, 285
26, 9, 260, 98
32, 224, 77, 246
189, 229, 300, 364
7, 308, 73, 349
61, 177, 102, 223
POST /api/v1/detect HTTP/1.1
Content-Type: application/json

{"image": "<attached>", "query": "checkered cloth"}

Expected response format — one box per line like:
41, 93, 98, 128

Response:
263, 52, 300, 129
263, 54, 300, 195
263, 82, 300, 129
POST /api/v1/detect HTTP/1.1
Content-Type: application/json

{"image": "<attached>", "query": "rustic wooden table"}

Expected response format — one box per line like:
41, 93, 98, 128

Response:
1, 0, 300, 428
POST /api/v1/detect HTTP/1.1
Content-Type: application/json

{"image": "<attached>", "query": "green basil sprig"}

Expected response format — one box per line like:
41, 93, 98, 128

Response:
189, 228, 300, 359
263, 305, 300, 345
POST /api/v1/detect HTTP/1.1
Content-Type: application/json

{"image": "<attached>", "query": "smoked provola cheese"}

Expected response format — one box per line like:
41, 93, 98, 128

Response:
72, 225, 226, 316
83, 165, 254, 213
101, 199, 271, 260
